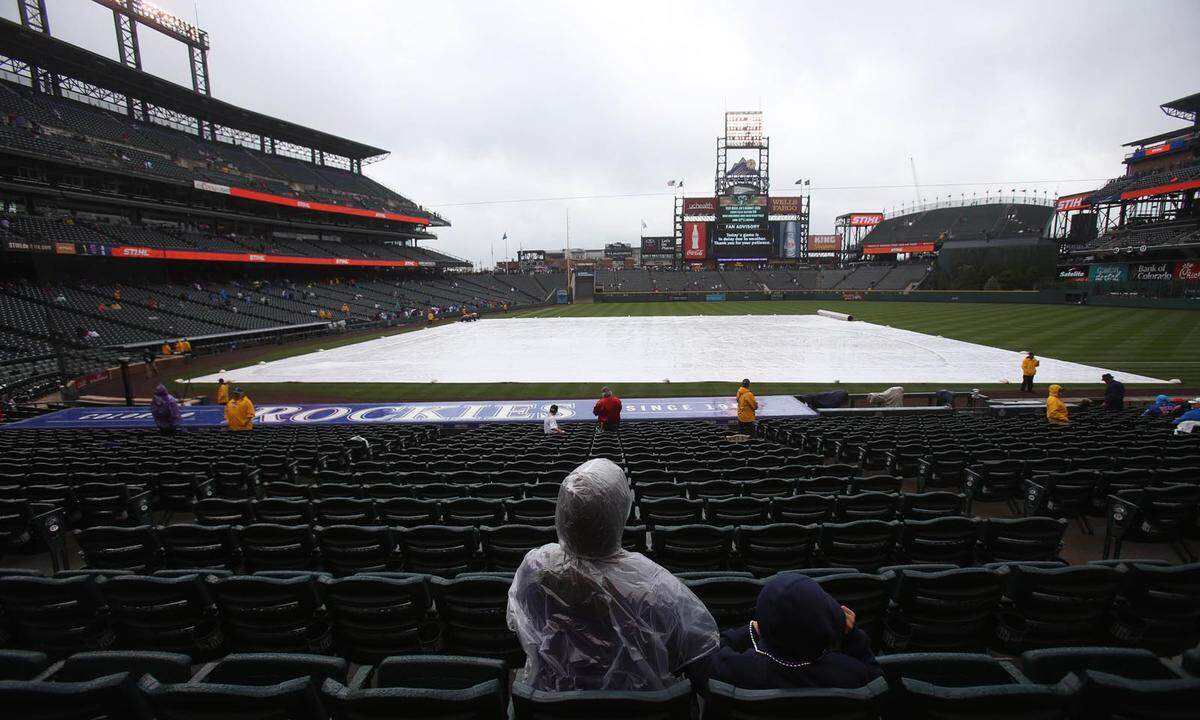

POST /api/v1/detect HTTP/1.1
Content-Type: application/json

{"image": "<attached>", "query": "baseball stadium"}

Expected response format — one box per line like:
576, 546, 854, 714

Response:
0, 1, 1199, 717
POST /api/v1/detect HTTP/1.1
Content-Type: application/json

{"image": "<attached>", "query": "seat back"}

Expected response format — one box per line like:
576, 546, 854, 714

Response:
735, 523, 817, 576
99, 575, 223, 659
139, 675, 327, 720
323, 574, 430, 663
704, 677, 887, 720
683, 576, 765, 631
512, 678, 692, 720
0, 672, 153, 719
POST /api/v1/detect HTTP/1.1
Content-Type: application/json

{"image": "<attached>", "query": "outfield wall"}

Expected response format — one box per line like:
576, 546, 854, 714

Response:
594, 289, 1054, 304
593, 288, 1200, 309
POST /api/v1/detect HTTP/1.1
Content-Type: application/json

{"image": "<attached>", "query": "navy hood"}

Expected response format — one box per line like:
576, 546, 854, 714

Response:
755, 573, 844, 663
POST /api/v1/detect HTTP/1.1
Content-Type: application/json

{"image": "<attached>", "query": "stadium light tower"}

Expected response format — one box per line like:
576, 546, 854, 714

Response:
91, 0, 212, 96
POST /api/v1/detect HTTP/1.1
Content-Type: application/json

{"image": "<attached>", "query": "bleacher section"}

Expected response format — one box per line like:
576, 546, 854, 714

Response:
0, 414, 1198, 716
863, 202, 1053, 247
0, 81, 435, 221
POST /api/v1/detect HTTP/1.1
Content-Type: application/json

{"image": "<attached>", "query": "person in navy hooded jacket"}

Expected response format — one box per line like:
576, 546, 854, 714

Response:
687, 573, 880, 692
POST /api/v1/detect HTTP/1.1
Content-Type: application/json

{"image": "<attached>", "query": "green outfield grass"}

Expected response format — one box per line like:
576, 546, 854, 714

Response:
179, 301, 1200, 403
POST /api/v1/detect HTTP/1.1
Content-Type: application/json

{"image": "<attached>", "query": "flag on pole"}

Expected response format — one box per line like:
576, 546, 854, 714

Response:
502, 232, 507, 240
667, 180, 676, 187
641, 220, 647, 230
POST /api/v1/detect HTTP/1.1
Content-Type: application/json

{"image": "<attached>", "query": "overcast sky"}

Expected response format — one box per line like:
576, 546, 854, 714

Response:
16, 0, 1200, 266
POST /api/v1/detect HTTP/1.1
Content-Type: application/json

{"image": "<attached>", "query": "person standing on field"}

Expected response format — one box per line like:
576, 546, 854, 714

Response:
1020, 352, 1039, 393
736, 379, 758, 436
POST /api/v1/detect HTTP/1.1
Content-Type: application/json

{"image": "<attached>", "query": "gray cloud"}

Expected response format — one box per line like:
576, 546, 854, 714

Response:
28, 0, 1200, 267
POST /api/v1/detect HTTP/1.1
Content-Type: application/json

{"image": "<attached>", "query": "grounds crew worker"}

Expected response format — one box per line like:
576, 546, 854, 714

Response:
737, 378, 758, 436
1020, 351, 1039, 393
1046, 384, 1069, 425
225, 387, 256, 432
215, 378, 229, 405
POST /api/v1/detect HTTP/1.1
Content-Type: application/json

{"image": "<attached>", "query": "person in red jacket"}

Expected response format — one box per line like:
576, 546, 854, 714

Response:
593, 386, 622, 432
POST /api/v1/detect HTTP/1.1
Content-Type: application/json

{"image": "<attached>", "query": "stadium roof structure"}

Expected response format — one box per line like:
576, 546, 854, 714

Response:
1161, 91, 1200, 124
0, 19, 388, 162
1122, 126, 1196, 148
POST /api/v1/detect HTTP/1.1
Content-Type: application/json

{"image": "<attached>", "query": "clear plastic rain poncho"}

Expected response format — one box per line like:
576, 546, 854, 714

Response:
506, 458, 719, 691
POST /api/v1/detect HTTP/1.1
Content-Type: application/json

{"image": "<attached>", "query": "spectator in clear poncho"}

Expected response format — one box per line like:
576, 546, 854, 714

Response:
507, 458, 719, 691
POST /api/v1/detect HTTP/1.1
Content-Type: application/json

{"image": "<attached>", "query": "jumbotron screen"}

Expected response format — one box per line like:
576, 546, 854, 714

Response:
715, 194, 772, 259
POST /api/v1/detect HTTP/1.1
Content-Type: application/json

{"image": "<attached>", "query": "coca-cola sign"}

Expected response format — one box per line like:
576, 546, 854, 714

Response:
1132, 262, 1173, 282
1174, 262, 1200, 282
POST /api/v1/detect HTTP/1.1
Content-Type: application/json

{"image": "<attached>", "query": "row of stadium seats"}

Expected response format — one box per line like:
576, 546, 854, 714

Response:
2, 646, 1197, 720
593, 265, 931, 292
61, 517, 1069, 576
2, 561, 1198, 661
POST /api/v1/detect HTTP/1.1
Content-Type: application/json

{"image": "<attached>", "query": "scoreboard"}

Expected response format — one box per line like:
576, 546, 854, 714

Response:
715, 194, 771, 259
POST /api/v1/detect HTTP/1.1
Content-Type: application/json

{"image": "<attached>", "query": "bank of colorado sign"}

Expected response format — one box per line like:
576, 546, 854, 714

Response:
4, 396, 817, 430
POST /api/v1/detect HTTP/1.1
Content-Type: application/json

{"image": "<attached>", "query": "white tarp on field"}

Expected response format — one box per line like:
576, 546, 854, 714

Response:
192, 315, 1165, 385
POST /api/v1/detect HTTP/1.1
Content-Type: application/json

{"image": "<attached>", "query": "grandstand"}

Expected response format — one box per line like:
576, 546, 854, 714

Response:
1054, 93, 1200, 271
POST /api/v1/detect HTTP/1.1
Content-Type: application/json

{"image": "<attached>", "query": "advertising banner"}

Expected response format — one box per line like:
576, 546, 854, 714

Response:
1057, 266, 1088, 283
101, 245, 421, 268
862, 242, 935, 255
640, 236, 669, 255
1174, 262, 1200, 282
683, 222, 709, 260
1088, 264, 1128, 283
1055, 193, 1091, 212
3, 395, 818, 430
1131, 262, 1173, 282
847, 213, 885, 227
3, 238, 52, 253
605, 243, 634, 260
772, 221, 801, 258
768, 196, 802, 216
193, 180, 430, 225
682, 197, 718, 215
806, 234, 842, 253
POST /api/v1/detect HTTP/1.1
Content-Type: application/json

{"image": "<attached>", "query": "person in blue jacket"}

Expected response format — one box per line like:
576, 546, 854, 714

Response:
1142, 394, 1180, 418
686, 573, 880, 693
1171, 402, 1200, 425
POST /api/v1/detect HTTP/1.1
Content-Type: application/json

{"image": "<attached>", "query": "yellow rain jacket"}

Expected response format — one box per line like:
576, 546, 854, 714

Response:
1022, 356, 1039, 376
161, 343, 172, 355
1046, 384, 1069, 425
225, 396, 255, 431
215, 383, 229, 405
737, 386, 758, 422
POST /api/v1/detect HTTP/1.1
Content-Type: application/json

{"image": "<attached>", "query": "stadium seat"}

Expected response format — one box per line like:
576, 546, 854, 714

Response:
650, 525, 735, 573
994, 564, 1123, 652
834, 492, 898, 522
192, 652, 348, 686
316, 525, 398, 575
703, 677, 888, 720
816, 520, 898, 572
39, 651, 193, 683
893, 675, 1079, 720
1077, 670, 1200, 719
896, 516, 980, 566
377, 498, 441, 527
315, 497, 379, 526
0, 649, 49, 680
978, 517, 1067, 563
138, 675, 326, 720
74, 525, 162, 572
399, 526, 478, 576
506, 498, 557, 525
251, 498, 314, 525
238, 524, 318, 572
429, 575, 522, 665
0, 672, 154, 719
98, 574, 224, 659
0, 574, 113, 657
883, 567, 1004, 652
736, 523, 817, 576
157, 523, 240, 570
479, 525, 556, 572
1107, 561, 1200, 656
706, 497, 770, 525
1019, 646, 1184, 683
1104, 485, 1200, 562
639, 498, 705, 528
209, 575, 332, 654
814, 572, 890, 644
192, 498, 254, 526
513, 678, 692, 720
323, 573, 431, 663
878, 652, 1026, 688
899, 491, 968, 520
683, 576, 764, 631
770, 493, 835, 524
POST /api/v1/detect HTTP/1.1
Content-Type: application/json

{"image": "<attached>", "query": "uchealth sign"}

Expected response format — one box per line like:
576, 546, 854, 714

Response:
2, 396, 817, 430
1088, 264, 1127, 283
